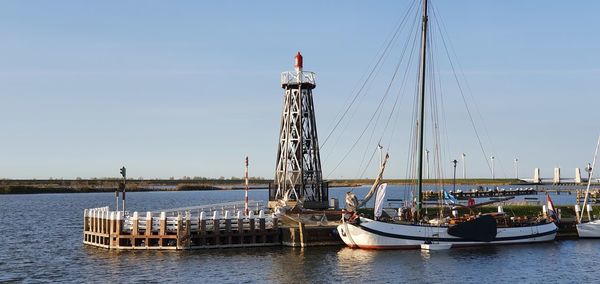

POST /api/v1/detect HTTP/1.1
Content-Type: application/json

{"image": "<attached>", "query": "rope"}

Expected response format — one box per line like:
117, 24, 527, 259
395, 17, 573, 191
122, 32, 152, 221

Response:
431, 3, 494, 175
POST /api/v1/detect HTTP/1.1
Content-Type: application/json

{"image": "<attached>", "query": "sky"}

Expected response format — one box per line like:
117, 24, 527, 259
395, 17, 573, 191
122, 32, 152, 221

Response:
0, 0, 599, 180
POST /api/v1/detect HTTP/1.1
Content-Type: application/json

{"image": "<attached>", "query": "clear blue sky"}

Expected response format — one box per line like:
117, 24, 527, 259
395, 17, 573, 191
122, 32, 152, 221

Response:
0, 1, 598, 179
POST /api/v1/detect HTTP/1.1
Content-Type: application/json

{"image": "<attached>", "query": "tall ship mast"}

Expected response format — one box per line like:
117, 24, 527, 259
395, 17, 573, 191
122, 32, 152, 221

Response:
336, 0, 558, 250
415, 0, 428, 218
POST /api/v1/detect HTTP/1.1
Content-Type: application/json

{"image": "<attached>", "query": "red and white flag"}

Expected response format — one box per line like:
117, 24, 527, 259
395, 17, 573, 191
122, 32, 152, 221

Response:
547, 194, 558, 221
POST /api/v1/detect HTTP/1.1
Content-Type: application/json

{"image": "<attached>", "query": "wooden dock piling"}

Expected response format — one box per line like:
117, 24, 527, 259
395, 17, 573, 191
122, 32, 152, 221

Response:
83, 202, 280, 250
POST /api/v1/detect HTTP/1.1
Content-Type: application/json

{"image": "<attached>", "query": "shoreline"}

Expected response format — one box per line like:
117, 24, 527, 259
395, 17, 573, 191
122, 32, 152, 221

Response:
0, 178, 544, 195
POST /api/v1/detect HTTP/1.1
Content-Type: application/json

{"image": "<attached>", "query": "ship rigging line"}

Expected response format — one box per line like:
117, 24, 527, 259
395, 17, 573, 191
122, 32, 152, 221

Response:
357, 8, 422, 179
321, 1, 417, 151
430, 4, 493, 174
326, 4, 421, 179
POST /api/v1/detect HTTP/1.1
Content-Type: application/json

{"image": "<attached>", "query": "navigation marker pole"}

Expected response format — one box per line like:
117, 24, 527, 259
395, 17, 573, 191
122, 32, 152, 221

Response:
245, 156, 249, 216
115, 184, 119, 212
120, 166, 127, 215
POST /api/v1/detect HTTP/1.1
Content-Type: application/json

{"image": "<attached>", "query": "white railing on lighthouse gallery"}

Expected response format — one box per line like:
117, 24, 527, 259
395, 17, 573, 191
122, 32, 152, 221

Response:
281, 71, 316, 85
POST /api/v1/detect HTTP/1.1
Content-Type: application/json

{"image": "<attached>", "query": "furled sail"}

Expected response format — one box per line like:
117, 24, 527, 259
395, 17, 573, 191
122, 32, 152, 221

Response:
345, 153, 389, 212
374, 183, 388, 220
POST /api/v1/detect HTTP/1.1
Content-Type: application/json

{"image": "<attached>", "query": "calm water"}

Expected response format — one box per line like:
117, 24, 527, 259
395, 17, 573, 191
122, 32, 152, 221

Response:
1, 188, 599, 283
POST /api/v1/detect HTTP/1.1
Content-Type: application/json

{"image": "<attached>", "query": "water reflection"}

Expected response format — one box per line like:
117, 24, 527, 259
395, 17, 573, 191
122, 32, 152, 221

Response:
3, 192, 600, 282
420, 249, 431, 260
337, 247, 377, 264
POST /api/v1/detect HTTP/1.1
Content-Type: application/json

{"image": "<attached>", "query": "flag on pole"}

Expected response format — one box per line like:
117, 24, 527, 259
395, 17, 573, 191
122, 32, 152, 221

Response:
444, 191, 457, 204
547, 194, 558, 221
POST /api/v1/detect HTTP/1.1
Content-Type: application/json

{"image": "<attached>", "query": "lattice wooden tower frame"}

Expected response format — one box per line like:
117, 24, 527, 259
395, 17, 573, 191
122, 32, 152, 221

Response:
270, 52, 328, 209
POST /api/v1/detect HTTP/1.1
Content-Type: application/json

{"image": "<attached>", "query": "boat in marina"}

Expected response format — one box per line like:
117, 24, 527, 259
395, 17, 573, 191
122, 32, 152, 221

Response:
338, 209, 557, 249
336, 0, 557, 249
577, 220, 600, 238
576, 135, 600, 238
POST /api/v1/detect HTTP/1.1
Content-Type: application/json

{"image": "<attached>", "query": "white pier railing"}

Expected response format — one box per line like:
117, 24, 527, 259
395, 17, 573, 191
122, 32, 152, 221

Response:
83, 201, 280, 250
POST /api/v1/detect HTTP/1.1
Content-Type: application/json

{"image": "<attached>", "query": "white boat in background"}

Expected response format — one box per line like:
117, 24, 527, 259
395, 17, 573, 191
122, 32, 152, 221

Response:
336, 0, 558, 250
577, 220, 600, 238
576, 135, 600, 238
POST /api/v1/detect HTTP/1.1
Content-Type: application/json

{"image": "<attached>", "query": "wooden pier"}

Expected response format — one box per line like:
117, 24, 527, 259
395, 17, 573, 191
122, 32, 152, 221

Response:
83, 202, 280, 250
422, 187, 537, 201
279, 211, 344, 247
575, 189, 600, 204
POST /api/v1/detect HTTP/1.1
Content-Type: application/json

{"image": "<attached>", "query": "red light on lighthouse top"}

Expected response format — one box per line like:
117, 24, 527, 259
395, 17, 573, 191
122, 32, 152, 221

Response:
294, 51, 303, 69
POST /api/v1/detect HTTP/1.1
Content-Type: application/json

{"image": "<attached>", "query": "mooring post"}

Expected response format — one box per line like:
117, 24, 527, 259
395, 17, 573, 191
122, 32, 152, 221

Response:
298, 221, 306, 247
199, 211, 206, 235
103, 211, 108, 235
91, 210, 96, 245
97, 210, 103, 235
159, 212, 166, 236
105, 209, 110, 233
213, 211, 220, 245
109, 212, 116, 248
224, 211, 232, 245
185, 211, 191, 248
249, 210, 256, 243
90, 210, 96, 234
199, 211, 206, 246
115, 211, 123, 248
83, 209, 88, 232
145, 212, 152, 236
83, 209, 88, 243
224, 210, 231, 231
259, 210, 266, 243
176, 212, 183, 249
237, 218, 244, 244
99, 210, 104, 243
236, 210, 243, 241
132, 212, 139, 236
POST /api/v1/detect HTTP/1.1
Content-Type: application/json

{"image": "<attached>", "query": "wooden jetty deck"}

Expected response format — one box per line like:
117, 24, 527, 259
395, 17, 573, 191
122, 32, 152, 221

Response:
83, 202, 280, 250
422, 187, 537, 201
279, 211, 344, 247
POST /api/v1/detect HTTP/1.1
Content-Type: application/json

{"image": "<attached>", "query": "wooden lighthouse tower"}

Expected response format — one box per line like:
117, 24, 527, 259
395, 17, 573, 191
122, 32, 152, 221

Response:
270, 52, 328, 209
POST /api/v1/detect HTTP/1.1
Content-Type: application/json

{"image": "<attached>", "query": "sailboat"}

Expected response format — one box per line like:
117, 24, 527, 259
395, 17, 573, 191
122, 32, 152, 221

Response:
576, 135, 600, 238
336, 0, 557, 249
